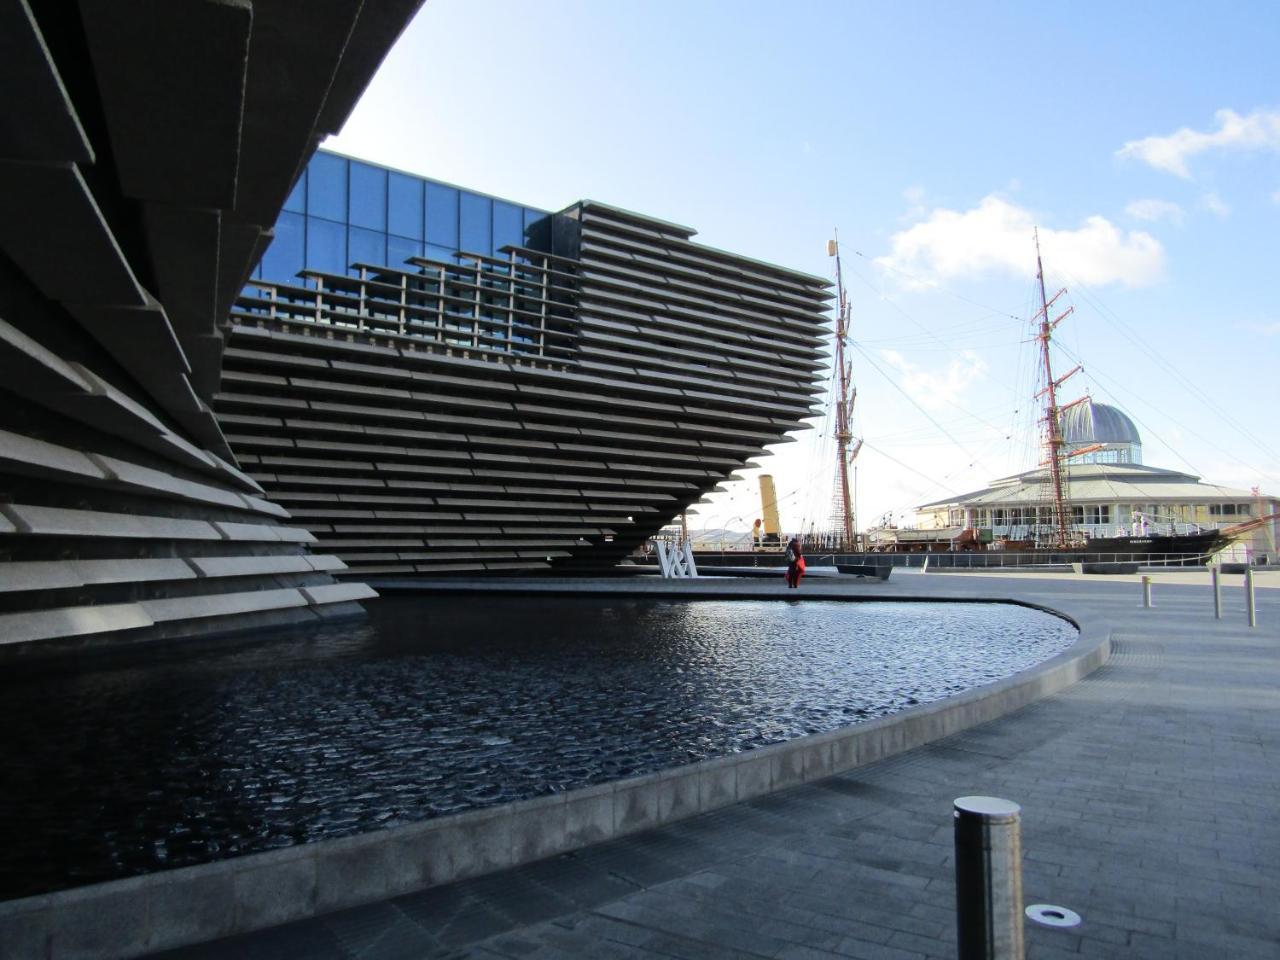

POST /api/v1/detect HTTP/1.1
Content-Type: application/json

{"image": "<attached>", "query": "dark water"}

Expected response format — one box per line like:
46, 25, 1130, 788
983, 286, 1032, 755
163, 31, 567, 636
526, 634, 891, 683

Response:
0, 596, 1074, 899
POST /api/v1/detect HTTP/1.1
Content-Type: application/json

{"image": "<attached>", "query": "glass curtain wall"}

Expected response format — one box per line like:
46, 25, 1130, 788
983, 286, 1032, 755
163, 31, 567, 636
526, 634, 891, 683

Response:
255, 152, 550, 286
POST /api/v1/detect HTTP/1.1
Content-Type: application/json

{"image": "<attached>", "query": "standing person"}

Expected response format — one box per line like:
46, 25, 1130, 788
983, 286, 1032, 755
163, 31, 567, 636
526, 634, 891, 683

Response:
784, 536, 805, 589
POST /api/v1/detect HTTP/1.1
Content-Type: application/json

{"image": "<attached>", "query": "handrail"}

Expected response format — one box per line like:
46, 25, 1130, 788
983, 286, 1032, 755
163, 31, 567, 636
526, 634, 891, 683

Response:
638, 543, 1224, 569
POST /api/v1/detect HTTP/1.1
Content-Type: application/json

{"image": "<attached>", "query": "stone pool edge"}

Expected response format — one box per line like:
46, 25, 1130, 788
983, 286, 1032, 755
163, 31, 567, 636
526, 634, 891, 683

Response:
0, 601, 1108, 960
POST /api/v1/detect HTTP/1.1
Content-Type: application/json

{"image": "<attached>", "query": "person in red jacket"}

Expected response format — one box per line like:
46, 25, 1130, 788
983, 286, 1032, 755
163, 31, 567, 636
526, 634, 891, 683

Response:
784, 536, 805, 589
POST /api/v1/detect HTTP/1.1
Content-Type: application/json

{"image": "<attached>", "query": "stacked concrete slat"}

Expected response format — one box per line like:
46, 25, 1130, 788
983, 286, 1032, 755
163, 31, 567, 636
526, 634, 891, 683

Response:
0, 1, 422, 655
217, 199, 832, 576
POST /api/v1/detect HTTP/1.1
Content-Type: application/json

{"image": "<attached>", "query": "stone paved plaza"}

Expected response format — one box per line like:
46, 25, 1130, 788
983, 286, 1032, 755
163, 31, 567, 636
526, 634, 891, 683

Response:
152, 570, 1279, 960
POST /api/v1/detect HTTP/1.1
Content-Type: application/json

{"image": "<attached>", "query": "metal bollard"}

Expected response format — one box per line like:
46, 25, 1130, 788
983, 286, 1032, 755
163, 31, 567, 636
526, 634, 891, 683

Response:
1212, 567, 1222, 619
954, 796, 1024, 960
1141, 575, 1152, 609
1246, 568, 1257, 627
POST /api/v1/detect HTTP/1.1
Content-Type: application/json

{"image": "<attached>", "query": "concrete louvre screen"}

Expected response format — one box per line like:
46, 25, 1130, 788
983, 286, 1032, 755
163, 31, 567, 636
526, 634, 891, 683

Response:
222, 184, 834, 579
0, 3, 423, 653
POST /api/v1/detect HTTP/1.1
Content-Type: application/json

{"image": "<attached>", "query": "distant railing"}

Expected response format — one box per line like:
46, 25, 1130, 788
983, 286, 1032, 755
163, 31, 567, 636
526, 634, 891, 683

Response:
639, 548, 1220, 569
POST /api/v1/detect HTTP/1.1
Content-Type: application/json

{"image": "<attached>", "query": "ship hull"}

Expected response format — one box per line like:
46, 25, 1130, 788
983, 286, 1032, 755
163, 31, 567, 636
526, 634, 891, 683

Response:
670, 531, 1226, 570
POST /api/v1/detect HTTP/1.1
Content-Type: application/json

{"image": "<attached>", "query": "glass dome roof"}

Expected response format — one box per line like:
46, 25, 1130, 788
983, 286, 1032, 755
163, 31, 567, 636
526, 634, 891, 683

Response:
1060, 400, 1142, 446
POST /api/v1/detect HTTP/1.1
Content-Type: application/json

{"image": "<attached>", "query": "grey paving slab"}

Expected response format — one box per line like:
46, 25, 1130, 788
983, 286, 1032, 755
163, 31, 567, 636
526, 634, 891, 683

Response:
139, 571, 1280, 960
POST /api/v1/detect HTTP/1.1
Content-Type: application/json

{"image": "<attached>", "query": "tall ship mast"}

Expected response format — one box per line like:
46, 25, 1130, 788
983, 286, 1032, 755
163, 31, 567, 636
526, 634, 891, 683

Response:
827, 235, 861, 550
1032, 229, 1082, 550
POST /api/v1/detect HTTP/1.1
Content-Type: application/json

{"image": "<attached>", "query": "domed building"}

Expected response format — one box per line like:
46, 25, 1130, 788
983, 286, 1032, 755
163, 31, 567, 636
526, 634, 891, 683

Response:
910, 399, 1278, 561
1059, 401, 1143, 465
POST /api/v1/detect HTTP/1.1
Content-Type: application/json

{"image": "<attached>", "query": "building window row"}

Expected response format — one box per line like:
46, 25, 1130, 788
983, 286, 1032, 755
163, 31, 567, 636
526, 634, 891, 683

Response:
954, 502, 1254, 528
239, 248, 581, 362
1209, 503, 1253, 517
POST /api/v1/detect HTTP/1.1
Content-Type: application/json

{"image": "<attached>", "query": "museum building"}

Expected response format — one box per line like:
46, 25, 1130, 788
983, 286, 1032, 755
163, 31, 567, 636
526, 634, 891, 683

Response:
217, 151, 833, 577
0, 0, 831, 652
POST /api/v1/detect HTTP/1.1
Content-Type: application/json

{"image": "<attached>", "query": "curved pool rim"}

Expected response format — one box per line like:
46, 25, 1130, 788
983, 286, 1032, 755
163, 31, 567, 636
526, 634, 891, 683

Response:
0, 593, 1107, 959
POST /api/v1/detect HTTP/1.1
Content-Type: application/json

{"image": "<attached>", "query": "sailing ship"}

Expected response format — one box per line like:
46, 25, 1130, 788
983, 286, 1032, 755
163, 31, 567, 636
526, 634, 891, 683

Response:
660, 232, 1277, 571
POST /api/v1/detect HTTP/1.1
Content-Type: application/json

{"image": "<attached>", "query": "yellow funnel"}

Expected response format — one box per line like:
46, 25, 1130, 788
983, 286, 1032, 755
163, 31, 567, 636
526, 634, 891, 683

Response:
759, 474, 781, 538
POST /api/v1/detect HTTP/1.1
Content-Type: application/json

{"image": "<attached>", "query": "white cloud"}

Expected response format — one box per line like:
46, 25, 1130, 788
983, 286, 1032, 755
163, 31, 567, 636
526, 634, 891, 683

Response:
879, 349, 988, 410
1200, 192, 1231, 218
1125, 198, 1184, 224
1241, 320, 1280, 337
1117, 107, 1280, 178
902, 185, 926, 205
876, 194, 1165, 288
1271, 189, 1280, 206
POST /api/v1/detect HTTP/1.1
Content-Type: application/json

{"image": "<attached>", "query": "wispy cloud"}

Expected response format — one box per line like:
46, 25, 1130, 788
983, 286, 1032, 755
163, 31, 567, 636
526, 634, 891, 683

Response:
1200, 191, 1231, 218
1117, 107, 1280, 178
1125, 198, 1184, 224
875, 194, 1165, 288
1272, 188, 1280, 206
879, 349, 987, 410
1241, 320, 1280, 337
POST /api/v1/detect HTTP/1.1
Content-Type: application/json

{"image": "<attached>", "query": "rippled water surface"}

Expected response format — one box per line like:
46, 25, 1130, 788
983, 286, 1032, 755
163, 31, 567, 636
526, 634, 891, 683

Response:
0, 596, 1074, 898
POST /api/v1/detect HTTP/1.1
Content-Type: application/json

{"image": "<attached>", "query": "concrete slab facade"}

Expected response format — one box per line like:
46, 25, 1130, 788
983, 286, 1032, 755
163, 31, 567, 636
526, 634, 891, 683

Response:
220, 179, 835, 578
0, 1, 423, 654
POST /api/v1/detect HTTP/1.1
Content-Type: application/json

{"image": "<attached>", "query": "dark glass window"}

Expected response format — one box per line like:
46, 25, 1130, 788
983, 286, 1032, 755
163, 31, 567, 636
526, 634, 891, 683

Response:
308, 218, 347, 275
388, 172, 424, 240
459, 192, 492, 254
493, 201, 523, 253
283, 171, 306, 214
524, 209, 553, 254
308, 152, 347, 222
349, 226, 386, 270
260, 211, 305, 282
349, 162, 387, 232
388, 235, 423, 268
425, 182, 459, 248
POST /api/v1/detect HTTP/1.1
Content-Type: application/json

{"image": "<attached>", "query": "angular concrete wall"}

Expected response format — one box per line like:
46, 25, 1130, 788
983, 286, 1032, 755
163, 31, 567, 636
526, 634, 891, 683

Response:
0, 0, 423, 653
215, 195, 832, 576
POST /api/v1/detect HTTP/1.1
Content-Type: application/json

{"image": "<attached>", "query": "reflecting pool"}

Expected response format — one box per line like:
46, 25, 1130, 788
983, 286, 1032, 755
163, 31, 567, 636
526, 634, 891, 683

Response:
0, 596, 1075, 898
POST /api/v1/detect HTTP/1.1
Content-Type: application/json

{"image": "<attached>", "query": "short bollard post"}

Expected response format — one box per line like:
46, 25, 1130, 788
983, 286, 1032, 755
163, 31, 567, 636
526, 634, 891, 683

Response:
1246, 568, 1257, 627
1141, 575, 1153, 609
954, 796, 1024, 960
1212, 567, 1222, 619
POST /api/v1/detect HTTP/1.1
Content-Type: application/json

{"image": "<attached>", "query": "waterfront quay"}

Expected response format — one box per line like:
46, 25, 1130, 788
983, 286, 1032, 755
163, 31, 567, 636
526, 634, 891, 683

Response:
136, 569, 1279, 960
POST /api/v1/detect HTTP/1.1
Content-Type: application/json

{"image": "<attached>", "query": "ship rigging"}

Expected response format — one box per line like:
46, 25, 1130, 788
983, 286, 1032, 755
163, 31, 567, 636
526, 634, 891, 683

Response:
825, 234, 861, 551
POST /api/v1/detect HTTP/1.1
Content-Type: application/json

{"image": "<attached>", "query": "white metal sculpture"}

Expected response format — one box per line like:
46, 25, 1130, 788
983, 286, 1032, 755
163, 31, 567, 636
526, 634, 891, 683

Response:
656, 539, 699, 578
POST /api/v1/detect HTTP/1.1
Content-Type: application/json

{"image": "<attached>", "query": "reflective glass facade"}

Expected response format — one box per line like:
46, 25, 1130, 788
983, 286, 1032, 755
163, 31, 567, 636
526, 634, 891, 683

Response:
254, 151, 551, 285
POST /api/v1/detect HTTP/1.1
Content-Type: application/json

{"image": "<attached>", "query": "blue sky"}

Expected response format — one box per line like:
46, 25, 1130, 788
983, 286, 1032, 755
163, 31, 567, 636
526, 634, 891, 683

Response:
329, 0, 1280, 534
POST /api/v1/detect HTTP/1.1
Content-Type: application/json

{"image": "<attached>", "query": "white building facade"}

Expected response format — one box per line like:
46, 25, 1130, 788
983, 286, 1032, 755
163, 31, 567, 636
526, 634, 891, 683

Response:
914, 402, 1278, 560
